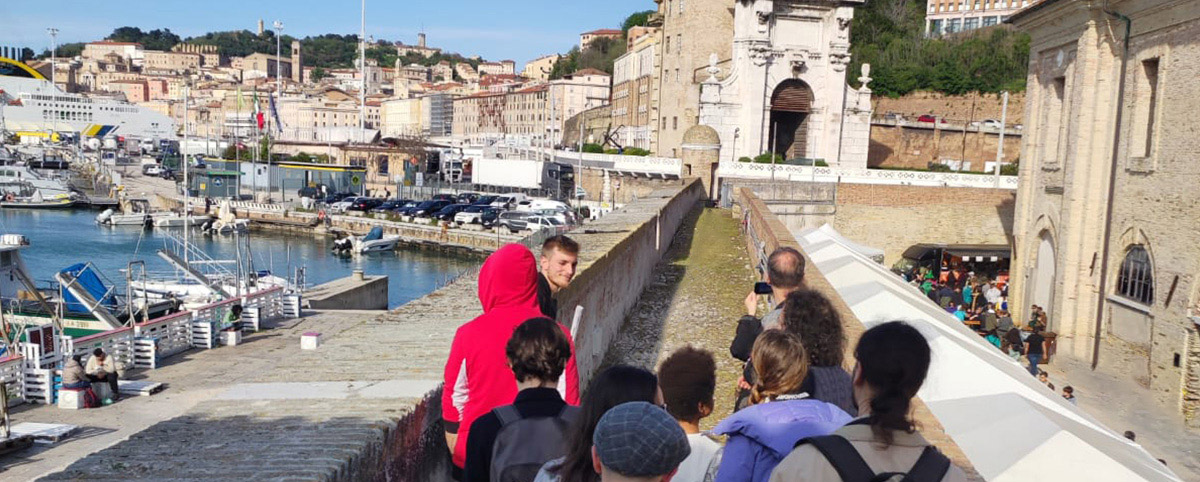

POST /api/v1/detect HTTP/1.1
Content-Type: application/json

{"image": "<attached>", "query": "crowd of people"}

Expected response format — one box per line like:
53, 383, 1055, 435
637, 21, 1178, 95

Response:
444, 242, 967, 482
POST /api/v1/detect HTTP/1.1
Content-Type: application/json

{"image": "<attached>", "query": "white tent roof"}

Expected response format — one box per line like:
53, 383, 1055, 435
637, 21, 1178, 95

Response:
798, 224, 885, 263
796, 226, 1181, 482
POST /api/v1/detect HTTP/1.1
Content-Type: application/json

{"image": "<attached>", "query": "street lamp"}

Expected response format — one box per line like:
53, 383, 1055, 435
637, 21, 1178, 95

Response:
273, 20, 284, 96
47, 28, 58, 89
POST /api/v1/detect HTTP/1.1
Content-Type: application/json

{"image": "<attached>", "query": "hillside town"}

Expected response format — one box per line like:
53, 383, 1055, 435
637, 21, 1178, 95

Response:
1, 0, 1199, 481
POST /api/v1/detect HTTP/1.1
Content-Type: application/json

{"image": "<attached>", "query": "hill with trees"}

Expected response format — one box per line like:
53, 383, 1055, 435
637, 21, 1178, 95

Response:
549, 10, 654, 79
848, 0, 1030, 96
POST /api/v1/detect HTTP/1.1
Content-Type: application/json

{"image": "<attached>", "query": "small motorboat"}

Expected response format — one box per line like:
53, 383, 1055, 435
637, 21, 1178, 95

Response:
153, 214, 210, 228
201, 200, 249, 235
332, 227, 400, 255
96, 198, 158, 227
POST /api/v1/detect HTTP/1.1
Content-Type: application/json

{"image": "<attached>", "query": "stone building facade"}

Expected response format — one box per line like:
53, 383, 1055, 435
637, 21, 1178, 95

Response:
611, 33, 658, 150
1010, 0, 1200, 423
523, 55, 561, 82
652, 0, 734, 158
696, 0, 872, 167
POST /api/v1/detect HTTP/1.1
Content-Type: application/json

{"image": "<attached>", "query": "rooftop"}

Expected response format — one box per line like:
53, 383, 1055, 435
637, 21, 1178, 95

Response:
582, 28, 623, 36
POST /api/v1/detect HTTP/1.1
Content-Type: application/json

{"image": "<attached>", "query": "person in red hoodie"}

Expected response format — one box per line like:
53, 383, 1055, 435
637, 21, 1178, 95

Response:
443, 243, 581, 479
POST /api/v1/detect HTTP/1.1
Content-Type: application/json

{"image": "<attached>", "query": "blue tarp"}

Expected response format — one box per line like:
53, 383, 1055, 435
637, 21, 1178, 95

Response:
59, 263, 117, 313
363, 227, 384, 242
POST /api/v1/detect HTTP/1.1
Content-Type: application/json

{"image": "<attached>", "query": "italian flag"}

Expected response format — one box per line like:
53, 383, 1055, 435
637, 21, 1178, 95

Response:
253, 89, 264, 131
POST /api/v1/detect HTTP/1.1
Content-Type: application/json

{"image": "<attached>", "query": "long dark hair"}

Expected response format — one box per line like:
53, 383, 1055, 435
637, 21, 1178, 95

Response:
782, 289, 845, 367
553, 365, 659, 482
854, 321, 930, 445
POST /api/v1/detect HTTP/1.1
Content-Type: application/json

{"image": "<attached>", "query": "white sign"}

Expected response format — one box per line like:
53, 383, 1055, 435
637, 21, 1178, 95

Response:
415, 172, 425, 187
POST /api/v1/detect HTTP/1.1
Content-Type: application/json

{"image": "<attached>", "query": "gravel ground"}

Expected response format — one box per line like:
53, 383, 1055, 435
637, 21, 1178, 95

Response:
602, 207, 756, 427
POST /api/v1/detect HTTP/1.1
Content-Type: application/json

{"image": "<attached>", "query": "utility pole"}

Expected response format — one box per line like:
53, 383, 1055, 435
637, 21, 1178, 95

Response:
994, 91, 1008, 187
47, 27, 58, 138
359, 0, 367, 144
274, 20, 284, 201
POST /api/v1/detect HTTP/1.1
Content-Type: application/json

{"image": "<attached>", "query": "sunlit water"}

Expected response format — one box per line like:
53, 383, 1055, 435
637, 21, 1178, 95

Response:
0, 209, 481, 308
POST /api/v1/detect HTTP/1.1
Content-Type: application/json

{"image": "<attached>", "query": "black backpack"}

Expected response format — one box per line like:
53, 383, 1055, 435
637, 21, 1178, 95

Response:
490, 404, 580, 482
795, 435, 951, 482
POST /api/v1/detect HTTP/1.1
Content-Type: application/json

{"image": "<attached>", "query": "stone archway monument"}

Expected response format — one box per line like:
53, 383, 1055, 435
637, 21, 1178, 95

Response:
698, 0, 872, 169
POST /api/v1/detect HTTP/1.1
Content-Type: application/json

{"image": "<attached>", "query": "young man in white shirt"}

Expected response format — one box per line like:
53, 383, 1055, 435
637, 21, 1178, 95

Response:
658, 346, 721, 482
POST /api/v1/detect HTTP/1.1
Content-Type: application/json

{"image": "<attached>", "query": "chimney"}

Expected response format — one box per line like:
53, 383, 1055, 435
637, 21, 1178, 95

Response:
291, 40, 302, 82
418, 33, 427, 48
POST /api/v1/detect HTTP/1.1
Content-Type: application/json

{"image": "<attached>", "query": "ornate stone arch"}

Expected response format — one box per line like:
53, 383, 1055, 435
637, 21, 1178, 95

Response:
768, 79, 815, 160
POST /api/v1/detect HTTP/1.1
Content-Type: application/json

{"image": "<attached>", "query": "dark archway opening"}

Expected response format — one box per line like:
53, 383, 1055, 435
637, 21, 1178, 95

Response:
769, 80, 813, 160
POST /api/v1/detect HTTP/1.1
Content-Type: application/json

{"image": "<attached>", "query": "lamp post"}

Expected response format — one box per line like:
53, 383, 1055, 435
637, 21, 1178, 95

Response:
359, 0, 367, 144
274, 21, 284, 96
47, 27, 58, 137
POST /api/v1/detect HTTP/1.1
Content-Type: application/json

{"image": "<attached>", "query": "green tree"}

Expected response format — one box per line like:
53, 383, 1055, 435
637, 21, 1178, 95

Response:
310, 67, 327, 81
622, 10, 656, 34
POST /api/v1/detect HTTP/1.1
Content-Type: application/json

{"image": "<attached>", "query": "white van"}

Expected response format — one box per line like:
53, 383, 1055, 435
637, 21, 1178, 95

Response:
491, 193, 530, 209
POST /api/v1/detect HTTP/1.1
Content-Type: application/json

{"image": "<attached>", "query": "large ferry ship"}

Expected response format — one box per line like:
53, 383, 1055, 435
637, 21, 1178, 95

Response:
0, 56, 176, 140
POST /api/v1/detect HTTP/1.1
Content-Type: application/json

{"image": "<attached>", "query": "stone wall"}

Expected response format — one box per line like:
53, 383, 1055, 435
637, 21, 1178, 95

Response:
869, 123, 1022, 170
556, 178, 705, 383
762, 183, 1015, 266
575, 166, 689, 207
734, 187, 981, 479
873, 91, 1027, 125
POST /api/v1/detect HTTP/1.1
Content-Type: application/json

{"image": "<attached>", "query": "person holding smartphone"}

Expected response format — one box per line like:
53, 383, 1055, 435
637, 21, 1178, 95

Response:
729, 247, 806, 410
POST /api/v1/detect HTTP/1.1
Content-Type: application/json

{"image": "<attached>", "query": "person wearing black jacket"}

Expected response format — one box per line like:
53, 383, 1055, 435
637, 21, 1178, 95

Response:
730, 248, 805, 410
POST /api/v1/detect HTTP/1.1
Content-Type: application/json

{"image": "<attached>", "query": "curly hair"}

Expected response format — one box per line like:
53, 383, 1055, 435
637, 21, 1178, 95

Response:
505, 317, 571, 383
781, 289, 845, 367
658, 345, 717, 422
749, 330, 809, 405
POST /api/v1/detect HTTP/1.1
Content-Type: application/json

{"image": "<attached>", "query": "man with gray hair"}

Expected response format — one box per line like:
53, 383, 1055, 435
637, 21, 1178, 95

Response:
591, 401, 690, 482
729, 247, 805, 410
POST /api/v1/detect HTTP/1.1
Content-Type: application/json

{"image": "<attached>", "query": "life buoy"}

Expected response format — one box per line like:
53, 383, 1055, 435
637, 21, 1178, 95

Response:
4, 193, 13, 202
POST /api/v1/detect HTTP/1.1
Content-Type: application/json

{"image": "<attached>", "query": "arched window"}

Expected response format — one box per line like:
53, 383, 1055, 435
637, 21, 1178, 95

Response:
1117, 245, 1154, 305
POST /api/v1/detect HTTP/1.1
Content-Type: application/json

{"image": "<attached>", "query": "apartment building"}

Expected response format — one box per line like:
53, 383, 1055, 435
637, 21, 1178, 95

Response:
522, 55, 561, 82
580, 29, 623, 49
381, 97, 424, 137
926, 0, 1039, 35
611, 33, 658, 149
452, 91, 506, 140
241, 52, 293, 81
547, 69, 611, 144
653, 0, 734, 157
432, 61, 453, 81
142, 50, 202, 74
478, 60, 516, 76
108, 80, 150, 103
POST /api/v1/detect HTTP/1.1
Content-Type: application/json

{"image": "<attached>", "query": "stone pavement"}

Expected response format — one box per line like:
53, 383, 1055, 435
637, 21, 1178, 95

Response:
1041, 345, 1200, 480
602, 207, 755, 425
2, 274, 482, 481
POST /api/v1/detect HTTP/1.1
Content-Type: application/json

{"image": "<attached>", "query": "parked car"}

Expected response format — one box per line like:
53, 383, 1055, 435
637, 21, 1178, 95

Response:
348, 198, 384, 212
532, 208, 572, 225
160, 167, 179, 180
456, 192, 481, 204
472, 195, 498, 206
525, 216, 563, 232
969, 119, 1003, 130
322, 192, 357, 204
431, 194, 458, 202
454, 205, 489, 225
917, 114, 938, 123
435, 204, 469, 221
297, 186, 323, 199
394, 200, 421, 216
498, 210, 533, 233
411, 200, 453, 218
329, 197, 364, 213
481, 207, 503, 228
371, 199, 409, 213
142, 164, 163, 176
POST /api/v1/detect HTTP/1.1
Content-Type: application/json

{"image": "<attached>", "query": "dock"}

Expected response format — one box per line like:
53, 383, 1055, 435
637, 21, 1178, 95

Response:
305, 271, 390, 311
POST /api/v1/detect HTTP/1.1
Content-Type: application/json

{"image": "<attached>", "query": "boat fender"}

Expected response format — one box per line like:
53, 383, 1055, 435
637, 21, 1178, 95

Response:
318, 209, 327, 221
96, 208, 114, 224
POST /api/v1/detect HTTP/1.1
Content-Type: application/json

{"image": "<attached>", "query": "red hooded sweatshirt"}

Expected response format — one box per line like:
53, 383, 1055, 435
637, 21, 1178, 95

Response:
442, 243, 581, 468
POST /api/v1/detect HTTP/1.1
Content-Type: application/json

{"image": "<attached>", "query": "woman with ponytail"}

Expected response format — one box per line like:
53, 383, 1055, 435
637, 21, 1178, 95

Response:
713, 331, 852, 482
768, 321, 967, 482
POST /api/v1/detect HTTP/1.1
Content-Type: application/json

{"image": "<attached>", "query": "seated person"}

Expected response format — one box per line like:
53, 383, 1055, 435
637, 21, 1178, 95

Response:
61, 355, 90, 389
223, 304, 244, 331
85, 348, 121, 401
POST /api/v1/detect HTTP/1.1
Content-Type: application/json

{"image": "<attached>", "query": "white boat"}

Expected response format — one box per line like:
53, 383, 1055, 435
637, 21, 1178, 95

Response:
0, 56, 176, 140
153, 215, 210, 228
333, 227, 400, 255
201, 200, 249, 235
0, 164, 74, 201
96, 198, 161, 226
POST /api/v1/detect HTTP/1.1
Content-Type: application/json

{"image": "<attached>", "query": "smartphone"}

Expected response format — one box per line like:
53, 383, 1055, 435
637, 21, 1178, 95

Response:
754, 282, 772, 295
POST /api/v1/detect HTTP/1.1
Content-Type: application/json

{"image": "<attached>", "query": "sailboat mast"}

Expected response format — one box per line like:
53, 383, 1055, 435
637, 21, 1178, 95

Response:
183, 84, 189, 264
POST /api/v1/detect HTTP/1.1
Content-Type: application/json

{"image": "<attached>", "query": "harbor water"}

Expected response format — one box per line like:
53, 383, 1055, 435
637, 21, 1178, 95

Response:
0, 209, 481, 309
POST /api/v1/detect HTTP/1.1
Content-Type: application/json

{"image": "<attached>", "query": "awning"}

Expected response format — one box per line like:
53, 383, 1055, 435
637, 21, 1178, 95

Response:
902, 244, 1011, 262
797, 226, 1181, 482
798, 224, 885, 264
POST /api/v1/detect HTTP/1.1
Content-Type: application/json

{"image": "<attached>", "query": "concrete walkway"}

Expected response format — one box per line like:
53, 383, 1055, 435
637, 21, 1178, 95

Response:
603, 207, 755, 424
1041, 346, 1200, 480
1, 278, 481, 480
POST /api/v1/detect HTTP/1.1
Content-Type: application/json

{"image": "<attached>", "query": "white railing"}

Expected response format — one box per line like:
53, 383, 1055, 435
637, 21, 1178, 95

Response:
226, 200, 286, 212
491, 146, 684, 177
133, 311, 193, 368
65, 327, 135, 373
0, 355, 25, 405
718, 161, 1020, 190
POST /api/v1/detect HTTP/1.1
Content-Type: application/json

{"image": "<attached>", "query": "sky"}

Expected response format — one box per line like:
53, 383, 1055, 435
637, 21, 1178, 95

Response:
1, 0, 653, 66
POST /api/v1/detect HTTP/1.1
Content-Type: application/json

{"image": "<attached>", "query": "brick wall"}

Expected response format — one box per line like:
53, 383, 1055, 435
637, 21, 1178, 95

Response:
869, 123, 1022, 170
765, 183, 1016, 266
873, 91, 1026, 125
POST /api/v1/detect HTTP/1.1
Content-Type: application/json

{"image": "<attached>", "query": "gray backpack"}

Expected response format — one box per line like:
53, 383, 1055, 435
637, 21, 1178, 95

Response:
490, 404, 580, 482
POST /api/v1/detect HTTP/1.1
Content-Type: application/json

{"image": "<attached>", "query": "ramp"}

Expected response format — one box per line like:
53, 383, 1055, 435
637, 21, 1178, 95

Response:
156, 249, 232, 299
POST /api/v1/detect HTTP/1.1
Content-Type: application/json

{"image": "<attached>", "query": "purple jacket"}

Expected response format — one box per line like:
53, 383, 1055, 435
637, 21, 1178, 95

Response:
713, 398, 852, 482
